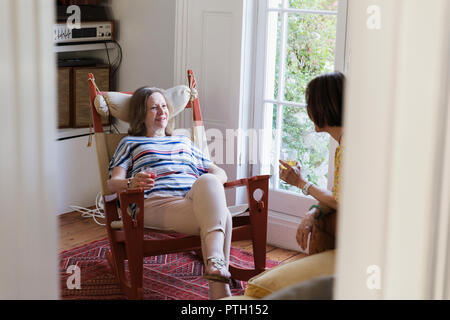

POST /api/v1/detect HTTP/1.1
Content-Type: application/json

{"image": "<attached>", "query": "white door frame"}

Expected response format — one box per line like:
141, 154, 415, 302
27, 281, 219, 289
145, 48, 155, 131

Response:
334, 0, 450, 299
0, 0, 59, 299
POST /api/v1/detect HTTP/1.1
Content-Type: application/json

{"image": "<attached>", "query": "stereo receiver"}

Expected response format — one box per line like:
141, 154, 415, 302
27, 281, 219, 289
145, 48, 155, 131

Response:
54, 21, 114, 44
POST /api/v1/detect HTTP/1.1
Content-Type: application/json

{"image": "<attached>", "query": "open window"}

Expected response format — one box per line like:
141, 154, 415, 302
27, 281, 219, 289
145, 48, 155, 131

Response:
252, 0, 348, 217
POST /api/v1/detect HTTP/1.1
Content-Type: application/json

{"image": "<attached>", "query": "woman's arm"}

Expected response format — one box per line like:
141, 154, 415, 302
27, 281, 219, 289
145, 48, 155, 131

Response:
279, 160, 338, 211
302, 185, 338, 211
107, 166, 155, 194
107, 167, 128, 194
207, 163, 228, 184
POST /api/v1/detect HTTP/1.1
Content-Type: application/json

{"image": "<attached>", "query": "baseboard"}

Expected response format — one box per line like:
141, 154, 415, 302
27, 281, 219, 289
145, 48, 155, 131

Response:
267, 210, 308, 253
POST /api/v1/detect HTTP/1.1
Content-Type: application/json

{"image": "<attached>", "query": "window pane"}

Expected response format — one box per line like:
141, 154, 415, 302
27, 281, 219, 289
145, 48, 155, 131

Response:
288, 0, 339, 11
284, 13, 337, 103
265, 12, 281, 101
270, 105, 330, 192
268, 0, 283, 8
267, 104, 284, 190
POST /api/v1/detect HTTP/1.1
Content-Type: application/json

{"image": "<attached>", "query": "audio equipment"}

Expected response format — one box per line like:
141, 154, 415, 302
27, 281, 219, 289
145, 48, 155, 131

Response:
54, 21, 114, 44
58, 58, 102, 67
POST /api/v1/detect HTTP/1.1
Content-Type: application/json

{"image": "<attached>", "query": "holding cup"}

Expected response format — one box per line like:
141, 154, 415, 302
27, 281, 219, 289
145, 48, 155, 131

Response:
280, 150, 298, 169
141, 165, 157, 179
129, 165, 156, 190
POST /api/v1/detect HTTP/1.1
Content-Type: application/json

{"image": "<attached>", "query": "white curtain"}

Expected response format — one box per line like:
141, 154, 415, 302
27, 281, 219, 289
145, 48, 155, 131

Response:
0, 0, 59, 299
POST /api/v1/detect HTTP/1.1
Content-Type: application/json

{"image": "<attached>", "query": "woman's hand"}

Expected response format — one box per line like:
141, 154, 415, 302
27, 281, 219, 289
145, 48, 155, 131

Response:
279, 160, 306, 188
129, 171, 155, 190
296, 214, 314, 251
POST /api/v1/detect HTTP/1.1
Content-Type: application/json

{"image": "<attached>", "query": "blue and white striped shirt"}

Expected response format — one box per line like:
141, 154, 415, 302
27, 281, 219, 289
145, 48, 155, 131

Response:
109, 135, 211, 198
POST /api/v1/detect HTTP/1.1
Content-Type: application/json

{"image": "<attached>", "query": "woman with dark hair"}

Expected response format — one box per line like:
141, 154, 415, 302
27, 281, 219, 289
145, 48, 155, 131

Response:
279, 71, 345, 254
107, 87, 232, 299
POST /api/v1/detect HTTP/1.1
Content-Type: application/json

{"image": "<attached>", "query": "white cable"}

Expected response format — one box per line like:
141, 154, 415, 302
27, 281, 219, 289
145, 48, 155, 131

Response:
69, 192, 106, 226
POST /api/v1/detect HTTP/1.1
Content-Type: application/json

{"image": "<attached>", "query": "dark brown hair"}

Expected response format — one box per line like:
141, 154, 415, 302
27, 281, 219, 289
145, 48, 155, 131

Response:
306, 71, 345, 129
128, 86, 174, 136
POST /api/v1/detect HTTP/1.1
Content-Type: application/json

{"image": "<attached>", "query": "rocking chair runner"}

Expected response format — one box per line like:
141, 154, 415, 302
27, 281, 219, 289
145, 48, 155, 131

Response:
88, 70, 270, 299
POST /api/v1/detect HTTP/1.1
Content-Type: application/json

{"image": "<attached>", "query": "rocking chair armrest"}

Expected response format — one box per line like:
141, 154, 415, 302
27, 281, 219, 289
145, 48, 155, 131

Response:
223, 179, 247, 189
117, 188, 146, 213
223, 175, 271, 189
103, 188, 146, 212
104, 188, 146, 202
120, 188, 146, 196
103, 189, 146, 230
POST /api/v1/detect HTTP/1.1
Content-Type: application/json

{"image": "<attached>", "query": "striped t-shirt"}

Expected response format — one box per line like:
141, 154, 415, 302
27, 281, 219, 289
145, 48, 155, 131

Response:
109, 135, 211, 198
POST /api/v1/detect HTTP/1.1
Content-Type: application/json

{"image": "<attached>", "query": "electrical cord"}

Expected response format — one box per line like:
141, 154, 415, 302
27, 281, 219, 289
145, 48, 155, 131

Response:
111, 40, 123, 79
104, 41, 111, 66
69, 192, 106, 226
103, 40, 122, 81
103, 40, 123, 134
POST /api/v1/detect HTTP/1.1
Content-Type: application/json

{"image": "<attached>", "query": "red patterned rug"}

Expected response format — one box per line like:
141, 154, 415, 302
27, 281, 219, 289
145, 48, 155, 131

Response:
60, 231, 280, 300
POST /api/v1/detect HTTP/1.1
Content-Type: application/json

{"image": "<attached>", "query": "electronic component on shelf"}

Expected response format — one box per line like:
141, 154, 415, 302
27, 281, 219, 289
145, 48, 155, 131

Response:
57, 58, 103, 67
54, 21, 114, 44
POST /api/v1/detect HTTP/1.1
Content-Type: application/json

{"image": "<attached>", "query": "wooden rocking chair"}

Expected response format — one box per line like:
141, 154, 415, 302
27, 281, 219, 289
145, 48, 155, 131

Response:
88, 70, 270, 299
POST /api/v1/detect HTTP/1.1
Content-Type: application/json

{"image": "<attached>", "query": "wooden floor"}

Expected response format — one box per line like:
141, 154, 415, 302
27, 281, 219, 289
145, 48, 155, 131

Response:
59, 211, 306, 264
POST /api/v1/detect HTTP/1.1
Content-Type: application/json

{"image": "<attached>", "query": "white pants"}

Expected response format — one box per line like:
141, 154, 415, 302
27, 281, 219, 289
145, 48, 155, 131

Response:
143, 174, 232, 267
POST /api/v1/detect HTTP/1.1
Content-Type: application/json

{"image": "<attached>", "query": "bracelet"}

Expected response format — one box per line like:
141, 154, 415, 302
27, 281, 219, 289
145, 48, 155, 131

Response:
127, 178, 132, 189
302, 182, 312, 195
309, 204, 323, 220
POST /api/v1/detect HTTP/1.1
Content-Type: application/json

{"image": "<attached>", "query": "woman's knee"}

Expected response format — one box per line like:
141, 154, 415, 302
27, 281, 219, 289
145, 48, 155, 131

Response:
195, 173, 224, 191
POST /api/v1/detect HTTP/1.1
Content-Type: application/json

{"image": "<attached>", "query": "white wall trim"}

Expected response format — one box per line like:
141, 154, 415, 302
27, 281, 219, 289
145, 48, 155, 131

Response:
235, 0, 259, 204
431, 10, 450, 299
267, 211, 307, 253
174, 0, 189, 85
174, 0, 191, 130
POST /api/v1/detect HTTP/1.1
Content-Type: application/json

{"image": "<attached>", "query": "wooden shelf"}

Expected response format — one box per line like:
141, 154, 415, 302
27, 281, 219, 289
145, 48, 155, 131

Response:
57, 127, 92, 140
54, 42, 115, 53
57, 126, 117, 140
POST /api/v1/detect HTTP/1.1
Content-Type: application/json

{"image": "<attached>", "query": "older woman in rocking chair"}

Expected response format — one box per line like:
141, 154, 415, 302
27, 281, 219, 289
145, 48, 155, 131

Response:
107, 87, 232, 299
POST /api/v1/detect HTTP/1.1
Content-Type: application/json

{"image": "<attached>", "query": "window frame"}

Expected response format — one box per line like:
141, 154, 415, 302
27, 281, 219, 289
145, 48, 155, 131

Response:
251, 0, 348, 217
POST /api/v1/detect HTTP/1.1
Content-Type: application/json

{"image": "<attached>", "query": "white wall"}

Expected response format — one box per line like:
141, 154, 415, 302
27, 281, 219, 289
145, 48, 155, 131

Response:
55, 137, 102, 214
110, 0, 177, 91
